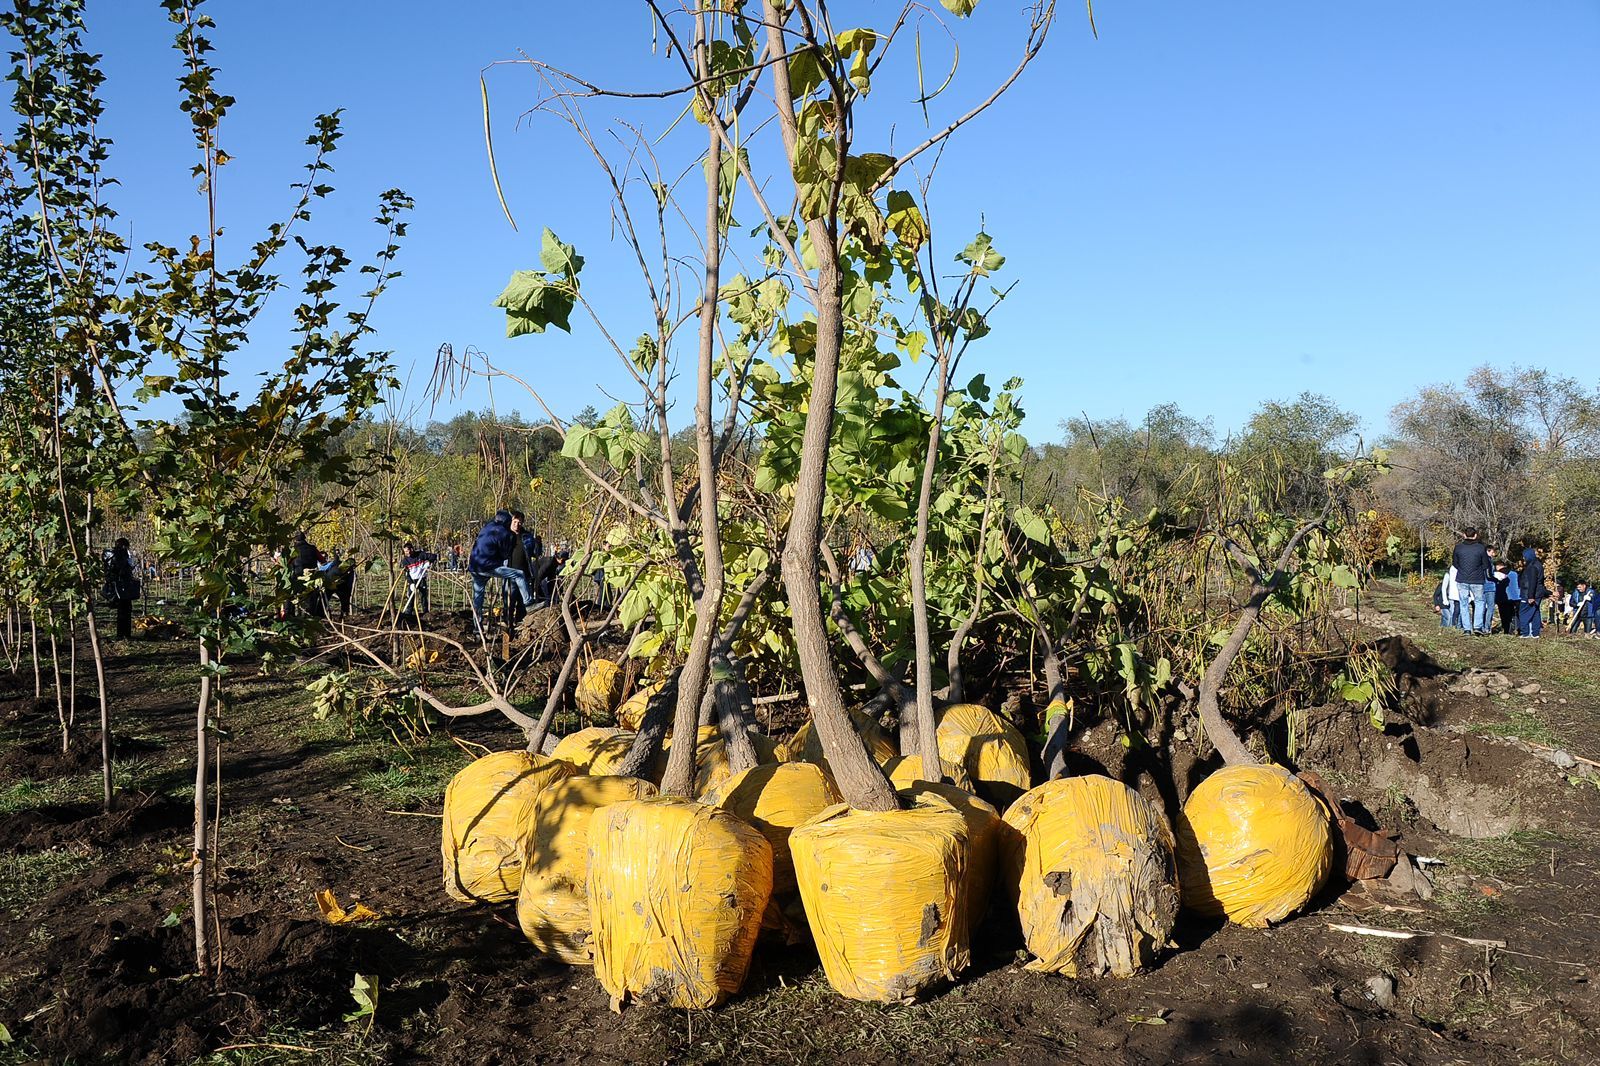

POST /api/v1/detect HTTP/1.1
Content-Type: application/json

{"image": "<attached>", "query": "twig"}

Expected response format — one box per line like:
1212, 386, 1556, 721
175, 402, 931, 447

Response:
384, 809, 443, 818
1326, 922, 1506, 948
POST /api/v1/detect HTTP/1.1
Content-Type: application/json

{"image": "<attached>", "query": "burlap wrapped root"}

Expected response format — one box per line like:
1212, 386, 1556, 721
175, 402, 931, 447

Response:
900, 782, 1001, 930
791, 790, 971, 1003
702, 763, 842, 938
665, 724, 781, 797
783, 708, 897, 770
575, 658, 623, 719
550, 727, 635, 776
1000, 775, 1180, 977
883, 753, 973, 792
442, 752, 573, 902
588, 797, 773, 1009
935, 703, 1033, 810
516, 775, 658, 963
615, 681, 661, 731
1175, 763, 1333, 928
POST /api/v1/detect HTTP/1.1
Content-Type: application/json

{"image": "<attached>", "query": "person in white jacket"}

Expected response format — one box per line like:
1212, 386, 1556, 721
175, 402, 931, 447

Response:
1439, 566, 1461, 629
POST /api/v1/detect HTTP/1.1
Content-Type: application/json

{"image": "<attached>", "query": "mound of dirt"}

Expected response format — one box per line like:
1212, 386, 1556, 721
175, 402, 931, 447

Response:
23, 908, 412, 1065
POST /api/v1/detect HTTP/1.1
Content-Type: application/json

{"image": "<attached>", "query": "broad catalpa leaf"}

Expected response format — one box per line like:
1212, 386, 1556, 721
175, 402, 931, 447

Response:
539, 227, 584, 276
956, 231, 1005, 275
939, 0, 978, 15
886, 190, 929, 251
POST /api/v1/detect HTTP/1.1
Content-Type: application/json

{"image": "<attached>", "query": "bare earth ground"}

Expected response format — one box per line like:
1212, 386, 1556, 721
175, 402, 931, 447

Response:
1, 581, 1597, 1065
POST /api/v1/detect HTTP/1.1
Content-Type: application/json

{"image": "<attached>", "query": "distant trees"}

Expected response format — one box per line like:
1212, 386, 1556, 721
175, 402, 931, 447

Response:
1377, 366, 1600, 574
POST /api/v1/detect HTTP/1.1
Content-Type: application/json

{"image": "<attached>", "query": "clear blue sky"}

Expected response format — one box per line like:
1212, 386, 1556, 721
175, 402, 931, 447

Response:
80, 1, 1600, 445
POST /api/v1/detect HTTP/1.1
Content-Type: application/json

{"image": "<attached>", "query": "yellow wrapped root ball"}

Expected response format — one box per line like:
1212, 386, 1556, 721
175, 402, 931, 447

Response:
615, 681, 661, 731
935, 703, 1033, 810
899, 782, 1000, 930
791, 791, 970, 1003
1175, 763, 1333, 928
588, 797, 773, 1009
550, 727, 635, 776
883, 753, 973, 792
788, 709, 897, 772
1000, 775, 1180, 977
516, 775, 657, 964
665, 724, 781, 797
575, 658, 623, 719
442, 751, 573, 903
702, 762, 842, 897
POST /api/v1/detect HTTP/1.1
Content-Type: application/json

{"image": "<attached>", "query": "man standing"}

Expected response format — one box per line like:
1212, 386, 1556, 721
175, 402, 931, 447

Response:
103, 537, 139, 639
1519, 547, 1546, 638
1450, 528, 1492, 636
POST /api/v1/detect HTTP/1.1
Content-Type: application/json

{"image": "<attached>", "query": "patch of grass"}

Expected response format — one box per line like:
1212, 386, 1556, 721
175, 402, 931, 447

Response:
1471, 708, 1563, 747
1442, 829, 1564, 878
0, 845, 95, 915
193, 1025, 390, 1065
354, 740, 469, 809
1430, 884, 1508, 933
687, 970, 1007, 1063
0, 775, 99, 815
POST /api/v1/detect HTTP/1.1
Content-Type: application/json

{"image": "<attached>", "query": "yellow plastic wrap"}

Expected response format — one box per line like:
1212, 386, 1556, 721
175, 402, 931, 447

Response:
1000, 775, 1180, 977
790, 790, 971, 1003
550, 727, 636, 776
441, 751, 573, 903
787, 709, 897, 772
1175, 763, 1334, 928
587, 797, 773, 1009
575, 657, 623, 719
665, 724, 781, 797
515, 775, 658, 964
899, 782, 1000, 930
615, 681, 661, 731
883, 753, 973, 792
701, 762, 842, 897
935, 703, 1033, 810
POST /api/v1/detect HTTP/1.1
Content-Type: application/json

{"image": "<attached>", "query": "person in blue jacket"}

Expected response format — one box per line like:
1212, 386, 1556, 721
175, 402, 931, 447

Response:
1518, 547, 1546, 638
469, 509, 535, 627
1566, 580, 1596, 635
1494, 562, 1520, 636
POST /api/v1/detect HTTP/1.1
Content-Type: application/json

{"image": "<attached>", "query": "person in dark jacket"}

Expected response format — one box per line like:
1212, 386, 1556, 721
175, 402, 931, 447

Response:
1518, 547, 1545, 638
1493, 562, 1520, 635
291, 531, 325, 619
469, 509, 534, 627
103, 538, 139, 639
1451, 528, 1492, 635
1566, 581, 1596, 635
506, 511, 541, 622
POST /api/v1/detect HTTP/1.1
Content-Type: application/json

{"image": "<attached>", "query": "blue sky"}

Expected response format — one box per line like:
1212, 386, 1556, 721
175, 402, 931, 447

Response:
80, 1, 1600, 445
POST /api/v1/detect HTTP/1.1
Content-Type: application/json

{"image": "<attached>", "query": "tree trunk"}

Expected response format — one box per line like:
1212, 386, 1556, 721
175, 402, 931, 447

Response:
661, 44, 730, 799
82, 608, 113, 811
617, 672, 680, 781
47, 607, 66, 753
29, 608, 40, 699
707, 654, 760, 774
192, 638, 214, 977
908, 349, 951, 779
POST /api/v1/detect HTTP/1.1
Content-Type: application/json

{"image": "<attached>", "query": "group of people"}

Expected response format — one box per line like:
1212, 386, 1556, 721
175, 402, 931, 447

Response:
1432, 529, 1595, 638
467, 508, 570, 631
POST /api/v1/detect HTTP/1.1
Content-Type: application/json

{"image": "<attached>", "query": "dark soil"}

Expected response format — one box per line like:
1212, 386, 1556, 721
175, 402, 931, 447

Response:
2, 586, 1597, 1064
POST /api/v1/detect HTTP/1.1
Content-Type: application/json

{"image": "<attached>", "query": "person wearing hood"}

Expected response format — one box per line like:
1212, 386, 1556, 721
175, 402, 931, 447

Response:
1439, 566, 1461, 629
1518, 547, 1546, 638
469, 509, 535, 626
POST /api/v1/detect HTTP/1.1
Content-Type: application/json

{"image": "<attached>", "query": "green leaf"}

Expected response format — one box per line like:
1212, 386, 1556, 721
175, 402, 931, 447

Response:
939, 0, 978, 15
956, 231, 1005, 275
345, 973, 379, 1028
1014, 506, 1049, 544
539, 228, 584, 276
